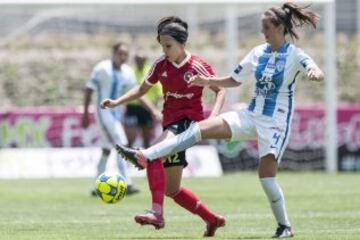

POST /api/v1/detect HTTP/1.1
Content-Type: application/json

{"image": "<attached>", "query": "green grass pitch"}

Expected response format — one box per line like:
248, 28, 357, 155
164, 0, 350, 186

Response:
0, 172, 359, 240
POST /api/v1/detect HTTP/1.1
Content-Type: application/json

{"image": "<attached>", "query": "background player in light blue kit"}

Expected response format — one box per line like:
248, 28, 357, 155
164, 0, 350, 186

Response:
82, 42, 157, 195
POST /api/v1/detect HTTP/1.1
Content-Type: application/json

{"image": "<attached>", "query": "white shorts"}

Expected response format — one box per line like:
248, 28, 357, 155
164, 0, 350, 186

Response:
96, 109, 128, 149
219, 109, 292, 163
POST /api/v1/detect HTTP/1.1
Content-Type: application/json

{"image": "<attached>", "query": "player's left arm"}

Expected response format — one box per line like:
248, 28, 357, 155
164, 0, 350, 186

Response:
207, 85, 226, 118
296, 47, 324, 82
307, 64, 324, 82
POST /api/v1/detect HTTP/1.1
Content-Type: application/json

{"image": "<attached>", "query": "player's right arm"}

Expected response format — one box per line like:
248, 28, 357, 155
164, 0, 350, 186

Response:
101, 82, 151, 109
189, 75, 241, 88
189, 48, 256, 88
102, 56, 163, 109
82, 63, 101, 129
81, 87, 94, 128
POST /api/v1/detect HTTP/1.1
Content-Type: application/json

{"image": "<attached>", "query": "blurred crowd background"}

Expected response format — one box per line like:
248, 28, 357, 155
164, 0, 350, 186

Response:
0, 2, 358, 108
0, 1, 359, 175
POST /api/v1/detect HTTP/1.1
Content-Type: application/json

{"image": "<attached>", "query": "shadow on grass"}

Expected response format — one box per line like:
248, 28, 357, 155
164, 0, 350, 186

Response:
116, 236, 267, 240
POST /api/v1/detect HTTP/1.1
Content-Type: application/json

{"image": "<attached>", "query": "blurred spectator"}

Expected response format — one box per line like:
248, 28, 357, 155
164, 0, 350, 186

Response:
124, 51, 162, 148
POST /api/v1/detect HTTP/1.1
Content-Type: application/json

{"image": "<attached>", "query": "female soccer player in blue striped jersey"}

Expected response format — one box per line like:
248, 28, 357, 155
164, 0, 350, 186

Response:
116, 2, 324, 238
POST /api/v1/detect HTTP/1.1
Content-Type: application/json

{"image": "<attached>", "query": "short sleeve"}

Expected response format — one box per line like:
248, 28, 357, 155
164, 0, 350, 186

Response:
86, 67, 100, 90
125, 68, 137, 91
113, 66, 138, 97
192, 58, 215, 77
145, 57, 164, 85
231, 48, 255, 82
295, 47, 316, 74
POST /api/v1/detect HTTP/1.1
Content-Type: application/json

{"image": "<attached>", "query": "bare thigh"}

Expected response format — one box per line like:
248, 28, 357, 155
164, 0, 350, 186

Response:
199, 116, 233, 140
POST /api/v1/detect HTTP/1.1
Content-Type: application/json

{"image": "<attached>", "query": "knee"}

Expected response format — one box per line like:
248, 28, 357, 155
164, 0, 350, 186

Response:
258, 154, 278, 178
165, 188, 180, 198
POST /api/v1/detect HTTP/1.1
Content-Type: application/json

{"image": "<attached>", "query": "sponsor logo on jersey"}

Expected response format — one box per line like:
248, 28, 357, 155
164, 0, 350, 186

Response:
270, 126, 284, 132
258, 75, 276, 91
300, 58, 310, 68
183, 71, 194, 82
234, 65, 243, 74
165, 91, 194, 100
277, 108, 286, 114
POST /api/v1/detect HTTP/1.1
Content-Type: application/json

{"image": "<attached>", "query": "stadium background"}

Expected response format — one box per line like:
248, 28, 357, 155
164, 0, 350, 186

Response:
1, 1, 359, 172
0, 1, 360, 239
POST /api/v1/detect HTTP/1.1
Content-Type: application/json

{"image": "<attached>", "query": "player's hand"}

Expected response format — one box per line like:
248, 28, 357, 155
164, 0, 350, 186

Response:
100, 98, 117, 109
308, 67, 324, 82
188, 75, 210, 87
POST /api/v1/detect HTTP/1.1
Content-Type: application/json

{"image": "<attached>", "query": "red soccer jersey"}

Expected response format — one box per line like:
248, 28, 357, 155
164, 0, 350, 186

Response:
145, 53, 215, 127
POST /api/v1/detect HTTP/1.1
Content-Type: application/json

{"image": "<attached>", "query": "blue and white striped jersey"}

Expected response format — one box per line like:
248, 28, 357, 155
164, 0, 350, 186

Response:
231, 42, 315, 118
87, 59, 137, 118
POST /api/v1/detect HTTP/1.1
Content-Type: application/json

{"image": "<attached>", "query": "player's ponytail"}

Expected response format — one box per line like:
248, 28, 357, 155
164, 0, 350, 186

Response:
265, 2, 319, 40
156, 16, 188, 44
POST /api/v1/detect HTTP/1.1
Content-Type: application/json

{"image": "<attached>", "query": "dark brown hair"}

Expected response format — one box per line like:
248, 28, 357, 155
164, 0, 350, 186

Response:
156, 16, 188, 44
264, 2, 320, 40
112, 41, 127, 54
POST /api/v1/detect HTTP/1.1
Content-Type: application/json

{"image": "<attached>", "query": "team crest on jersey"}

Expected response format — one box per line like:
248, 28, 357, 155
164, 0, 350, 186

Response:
183, 71, 194, 82
276, 60, 285, 72
234, 65, 243, 74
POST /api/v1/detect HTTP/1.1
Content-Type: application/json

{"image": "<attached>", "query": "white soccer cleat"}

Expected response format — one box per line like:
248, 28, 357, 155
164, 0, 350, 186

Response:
272, 223, 294, 238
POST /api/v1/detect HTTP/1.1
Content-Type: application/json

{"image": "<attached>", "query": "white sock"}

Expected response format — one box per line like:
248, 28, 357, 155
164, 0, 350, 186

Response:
142, 122, 202, 160
260, 177, 291, 227
116, 155, 132, 185
96, 154, 108, 177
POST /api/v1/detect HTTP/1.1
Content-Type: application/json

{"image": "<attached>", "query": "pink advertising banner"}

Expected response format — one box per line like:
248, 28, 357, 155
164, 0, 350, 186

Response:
0, 107, 98, 148
1, 105, 360, 170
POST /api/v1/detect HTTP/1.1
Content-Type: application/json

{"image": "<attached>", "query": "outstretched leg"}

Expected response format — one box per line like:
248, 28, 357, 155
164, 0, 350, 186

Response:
116, 117, 231, 167
141, 116, 232, 160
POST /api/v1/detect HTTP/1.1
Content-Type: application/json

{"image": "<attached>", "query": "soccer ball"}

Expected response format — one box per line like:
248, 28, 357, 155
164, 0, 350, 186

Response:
95, 173, 127, 203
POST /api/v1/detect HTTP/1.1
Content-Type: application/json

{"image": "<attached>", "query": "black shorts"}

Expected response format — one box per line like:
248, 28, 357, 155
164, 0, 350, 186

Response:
162, 118, 194, 168
124, 105, 153, 128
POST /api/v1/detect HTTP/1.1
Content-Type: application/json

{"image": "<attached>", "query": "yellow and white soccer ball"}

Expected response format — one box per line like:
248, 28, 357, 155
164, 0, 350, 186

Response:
95, 173, 127, 203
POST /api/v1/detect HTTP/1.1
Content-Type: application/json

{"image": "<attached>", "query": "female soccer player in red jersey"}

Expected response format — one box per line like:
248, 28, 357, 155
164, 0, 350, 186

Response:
101, 16, 226, 237
114, 3, 324, 238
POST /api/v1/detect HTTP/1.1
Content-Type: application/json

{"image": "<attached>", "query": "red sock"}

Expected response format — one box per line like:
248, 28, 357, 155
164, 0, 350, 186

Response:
146, 159, 165, 216
171, 187, 216, 224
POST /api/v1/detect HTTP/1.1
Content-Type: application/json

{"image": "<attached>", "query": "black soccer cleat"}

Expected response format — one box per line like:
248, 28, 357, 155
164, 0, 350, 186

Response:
90, 189, 97, 197
126, 185, 140, 195
272, 223, 294, 238
115, 144, 147, 170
